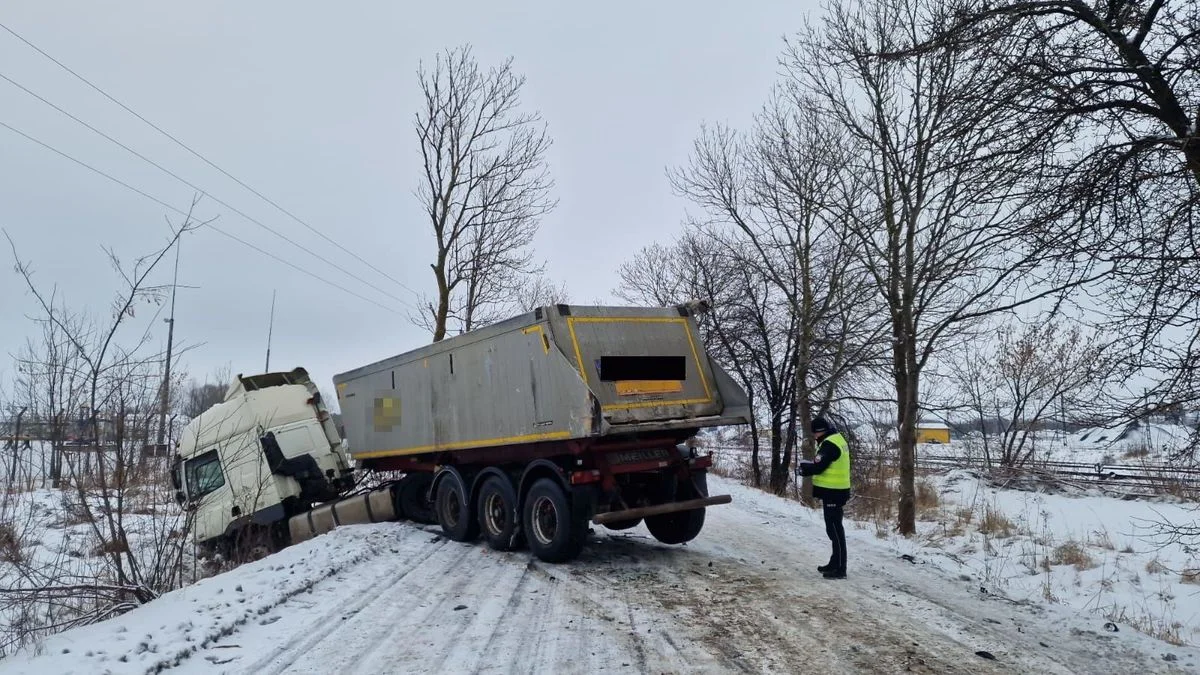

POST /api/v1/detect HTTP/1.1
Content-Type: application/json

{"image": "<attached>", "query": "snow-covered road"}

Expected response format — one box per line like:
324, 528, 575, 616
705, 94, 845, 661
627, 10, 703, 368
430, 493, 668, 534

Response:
3, 475, 1196, 674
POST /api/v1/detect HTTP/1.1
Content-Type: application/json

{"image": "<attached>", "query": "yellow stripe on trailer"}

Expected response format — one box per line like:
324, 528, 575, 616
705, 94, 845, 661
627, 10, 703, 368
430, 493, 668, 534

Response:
352, 430, 573, 459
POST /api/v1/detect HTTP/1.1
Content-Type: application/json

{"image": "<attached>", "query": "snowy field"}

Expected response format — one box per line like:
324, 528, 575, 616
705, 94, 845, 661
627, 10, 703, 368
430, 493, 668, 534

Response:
1, 475, 1196, 674
941, 422, 1199, 466
894, 470, 1200, 647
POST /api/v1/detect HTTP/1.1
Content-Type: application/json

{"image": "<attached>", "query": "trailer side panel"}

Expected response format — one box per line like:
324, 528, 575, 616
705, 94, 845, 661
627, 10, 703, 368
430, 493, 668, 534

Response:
336, 317, 597, 461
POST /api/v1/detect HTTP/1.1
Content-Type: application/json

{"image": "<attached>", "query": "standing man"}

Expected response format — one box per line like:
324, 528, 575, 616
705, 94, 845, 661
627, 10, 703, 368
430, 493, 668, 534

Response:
797, 416, 851, 579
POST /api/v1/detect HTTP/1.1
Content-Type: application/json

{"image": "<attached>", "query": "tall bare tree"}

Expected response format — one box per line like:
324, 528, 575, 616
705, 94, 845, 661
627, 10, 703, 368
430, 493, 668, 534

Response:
921, 0, 1200, 433
415, 44, 556, 341
785, 0, 1104, 534
11, 302, 89, 488
615, 243, 694, 307
670, 89, 888, 494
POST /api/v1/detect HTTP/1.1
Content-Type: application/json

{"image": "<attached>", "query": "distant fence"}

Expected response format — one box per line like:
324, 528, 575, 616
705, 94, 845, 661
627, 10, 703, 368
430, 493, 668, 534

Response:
702, 446, 1200, 489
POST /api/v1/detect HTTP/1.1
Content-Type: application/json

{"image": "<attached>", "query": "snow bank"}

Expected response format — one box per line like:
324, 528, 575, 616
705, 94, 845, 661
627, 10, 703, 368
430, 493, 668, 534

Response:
0, 523, 399, 675
887, 470, 1200, 646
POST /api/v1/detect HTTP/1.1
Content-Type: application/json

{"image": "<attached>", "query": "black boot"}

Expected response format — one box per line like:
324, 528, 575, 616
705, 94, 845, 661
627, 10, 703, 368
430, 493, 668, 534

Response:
822, 567, 846, 579
817, 561, 834, 573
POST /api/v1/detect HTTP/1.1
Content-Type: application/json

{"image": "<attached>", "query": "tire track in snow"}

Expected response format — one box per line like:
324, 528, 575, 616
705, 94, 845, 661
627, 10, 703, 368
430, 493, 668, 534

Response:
469, 559, 534, 668
247, 532, 452, 675
526, 553, 724, 673
233, 532, 713, 675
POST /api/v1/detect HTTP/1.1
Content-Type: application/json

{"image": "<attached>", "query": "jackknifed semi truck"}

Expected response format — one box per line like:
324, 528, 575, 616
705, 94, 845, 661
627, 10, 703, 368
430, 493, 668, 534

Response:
172, 303, 752, 563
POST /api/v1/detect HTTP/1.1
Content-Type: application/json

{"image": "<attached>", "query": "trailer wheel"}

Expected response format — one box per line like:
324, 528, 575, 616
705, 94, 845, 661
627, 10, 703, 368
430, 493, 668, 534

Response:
477, 475, 522, 551
397, 472, 436, 524
435, 474, 479, 542
603, 518, 642, 531
522, 478, 587, 563
646, 471, 708, 545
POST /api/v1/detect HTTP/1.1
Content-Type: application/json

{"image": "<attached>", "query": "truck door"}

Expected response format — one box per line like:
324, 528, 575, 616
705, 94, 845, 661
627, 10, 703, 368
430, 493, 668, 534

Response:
183, 448, 234, 543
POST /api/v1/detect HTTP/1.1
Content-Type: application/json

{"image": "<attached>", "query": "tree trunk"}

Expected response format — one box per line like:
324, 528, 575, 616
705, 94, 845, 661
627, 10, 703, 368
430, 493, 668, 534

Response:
895, 357, 919, 536
9, 409, 24, 484
796, 398, 816, 503
748, 416, 763, 488
432, 261, 450, 343
769, 414, 788, 494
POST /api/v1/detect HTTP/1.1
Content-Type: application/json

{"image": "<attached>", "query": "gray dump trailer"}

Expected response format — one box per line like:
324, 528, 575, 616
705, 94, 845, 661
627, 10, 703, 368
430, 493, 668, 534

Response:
172, 304, 751, 565
333, 303, 752, 562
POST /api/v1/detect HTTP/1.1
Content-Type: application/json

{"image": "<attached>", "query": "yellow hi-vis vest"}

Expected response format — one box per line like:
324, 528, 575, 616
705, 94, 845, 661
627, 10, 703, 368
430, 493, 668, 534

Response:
811, 432, 851, 490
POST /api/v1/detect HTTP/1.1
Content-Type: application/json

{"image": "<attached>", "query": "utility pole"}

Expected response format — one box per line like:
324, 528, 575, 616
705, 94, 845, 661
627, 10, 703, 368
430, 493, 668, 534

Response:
265, 289, 277, 372
155, 238, 182, 453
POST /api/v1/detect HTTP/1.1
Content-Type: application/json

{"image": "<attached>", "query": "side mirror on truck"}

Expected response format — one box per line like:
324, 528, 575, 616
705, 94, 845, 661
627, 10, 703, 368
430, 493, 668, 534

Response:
170, 457, 186, 506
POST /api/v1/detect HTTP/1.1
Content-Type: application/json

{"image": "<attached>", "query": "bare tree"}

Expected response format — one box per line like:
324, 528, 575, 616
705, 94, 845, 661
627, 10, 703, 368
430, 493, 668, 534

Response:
182, 364, 232, 420
11, 300, 91, 488
3, 215, 199, 631
415, 44, 557, 341
670, 88, 889, 495
919, 0, 1200, 443
514, 273, 570, 312
784, 0, 1105, 534
615, 243, 694, 307
948, 317, 1116, 468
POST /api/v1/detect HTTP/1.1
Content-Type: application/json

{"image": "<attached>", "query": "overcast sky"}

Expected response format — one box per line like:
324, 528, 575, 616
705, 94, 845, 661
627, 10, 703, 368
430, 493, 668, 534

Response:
0, 1, 818, 403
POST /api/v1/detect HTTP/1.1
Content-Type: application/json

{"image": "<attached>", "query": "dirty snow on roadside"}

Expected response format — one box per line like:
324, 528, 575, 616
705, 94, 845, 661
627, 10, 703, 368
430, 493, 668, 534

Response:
2, 475, 1197, 674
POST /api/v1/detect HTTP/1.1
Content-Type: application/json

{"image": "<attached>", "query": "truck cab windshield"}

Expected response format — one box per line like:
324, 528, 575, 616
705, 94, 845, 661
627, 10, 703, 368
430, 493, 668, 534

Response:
185, 450, 226, 500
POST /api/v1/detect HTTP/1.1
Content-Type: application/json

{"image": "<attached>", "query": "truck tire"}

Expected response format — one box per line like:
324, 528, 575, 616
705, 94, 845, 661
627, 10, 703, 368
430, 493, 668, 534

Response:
603, 518, 642, 531
522, 478, 587, 563
477, 475, 522, 551
435, 474, 479, 542
398, 472, 436, 524
646, 471, 707, 545
229, 523, 285, 564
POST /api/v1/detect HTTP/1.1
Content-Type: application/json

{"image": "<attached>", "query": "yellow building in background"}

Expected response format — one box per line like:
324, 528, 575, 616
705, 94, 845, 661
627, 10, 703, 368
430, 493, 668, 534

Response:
916, 419, 951, 444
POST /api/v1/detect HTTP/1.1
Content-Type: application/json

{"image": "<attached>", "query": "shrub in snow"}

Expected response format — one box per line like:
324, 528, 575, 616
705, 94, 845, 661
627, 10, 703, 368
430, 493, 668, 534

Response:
1050, 541, 1096, 570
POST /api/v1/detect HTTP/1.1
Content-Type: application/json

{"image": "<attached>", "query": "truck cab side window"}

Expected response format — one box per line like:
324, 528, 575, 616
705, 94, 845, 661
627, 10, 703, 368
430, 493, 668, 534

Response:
185, 450, 226, 499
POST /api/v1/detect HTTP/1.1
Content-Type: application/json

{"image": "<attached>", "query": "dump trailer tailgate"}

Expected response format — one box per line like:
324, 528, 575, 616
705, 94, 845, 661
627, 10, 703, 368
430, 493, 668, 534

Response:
545, 306, 727, 426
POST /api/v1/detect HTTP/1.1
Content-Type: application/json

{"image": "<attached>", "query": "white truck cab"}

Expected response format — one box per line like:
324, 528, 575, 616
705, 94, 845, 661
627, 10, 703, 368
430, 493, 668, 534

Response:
172, 368, 354, 557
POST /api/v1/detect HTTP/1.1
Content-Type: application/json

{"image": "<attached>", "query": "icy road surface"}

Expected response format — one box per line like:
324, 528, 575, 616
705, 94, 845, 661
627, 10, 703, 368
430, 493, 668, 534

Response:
3, 476, 1197, 674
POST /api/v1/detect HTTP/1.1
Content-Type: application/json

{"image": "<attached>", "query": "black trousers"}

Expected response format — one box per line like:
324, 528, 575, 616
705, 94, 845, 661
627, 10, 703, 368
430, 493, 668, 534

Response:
822, 500, 847, 571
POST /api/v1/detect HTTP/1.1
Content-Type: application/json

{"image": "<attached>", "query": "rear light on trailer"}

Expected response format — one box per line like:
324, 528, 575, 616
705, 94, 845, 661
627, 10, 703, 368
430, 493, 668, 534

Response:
569, 469, 601, 485
690, 454, 713, 470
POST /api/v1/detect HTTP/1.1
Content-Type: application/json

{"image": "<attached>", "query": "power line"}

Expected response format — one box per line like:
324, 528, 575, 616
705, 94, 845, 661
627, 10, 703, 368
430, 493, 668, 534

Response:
0, 118, 408, 317
0, 69, 417, 313
0, 19, 423, 303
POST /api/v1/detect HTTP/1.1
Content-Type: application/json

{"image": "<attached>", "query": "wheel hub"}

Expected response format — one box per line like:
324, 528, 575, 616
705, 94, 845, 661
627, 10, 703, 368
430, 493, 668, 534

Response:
531, 495, 558, 546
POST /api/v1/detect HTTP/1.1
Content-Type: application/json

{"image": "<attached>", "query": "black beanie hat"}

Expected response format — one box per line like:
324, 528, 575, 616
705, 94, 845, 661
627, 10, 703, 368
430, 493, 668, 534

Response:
810, 416, 835, 435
